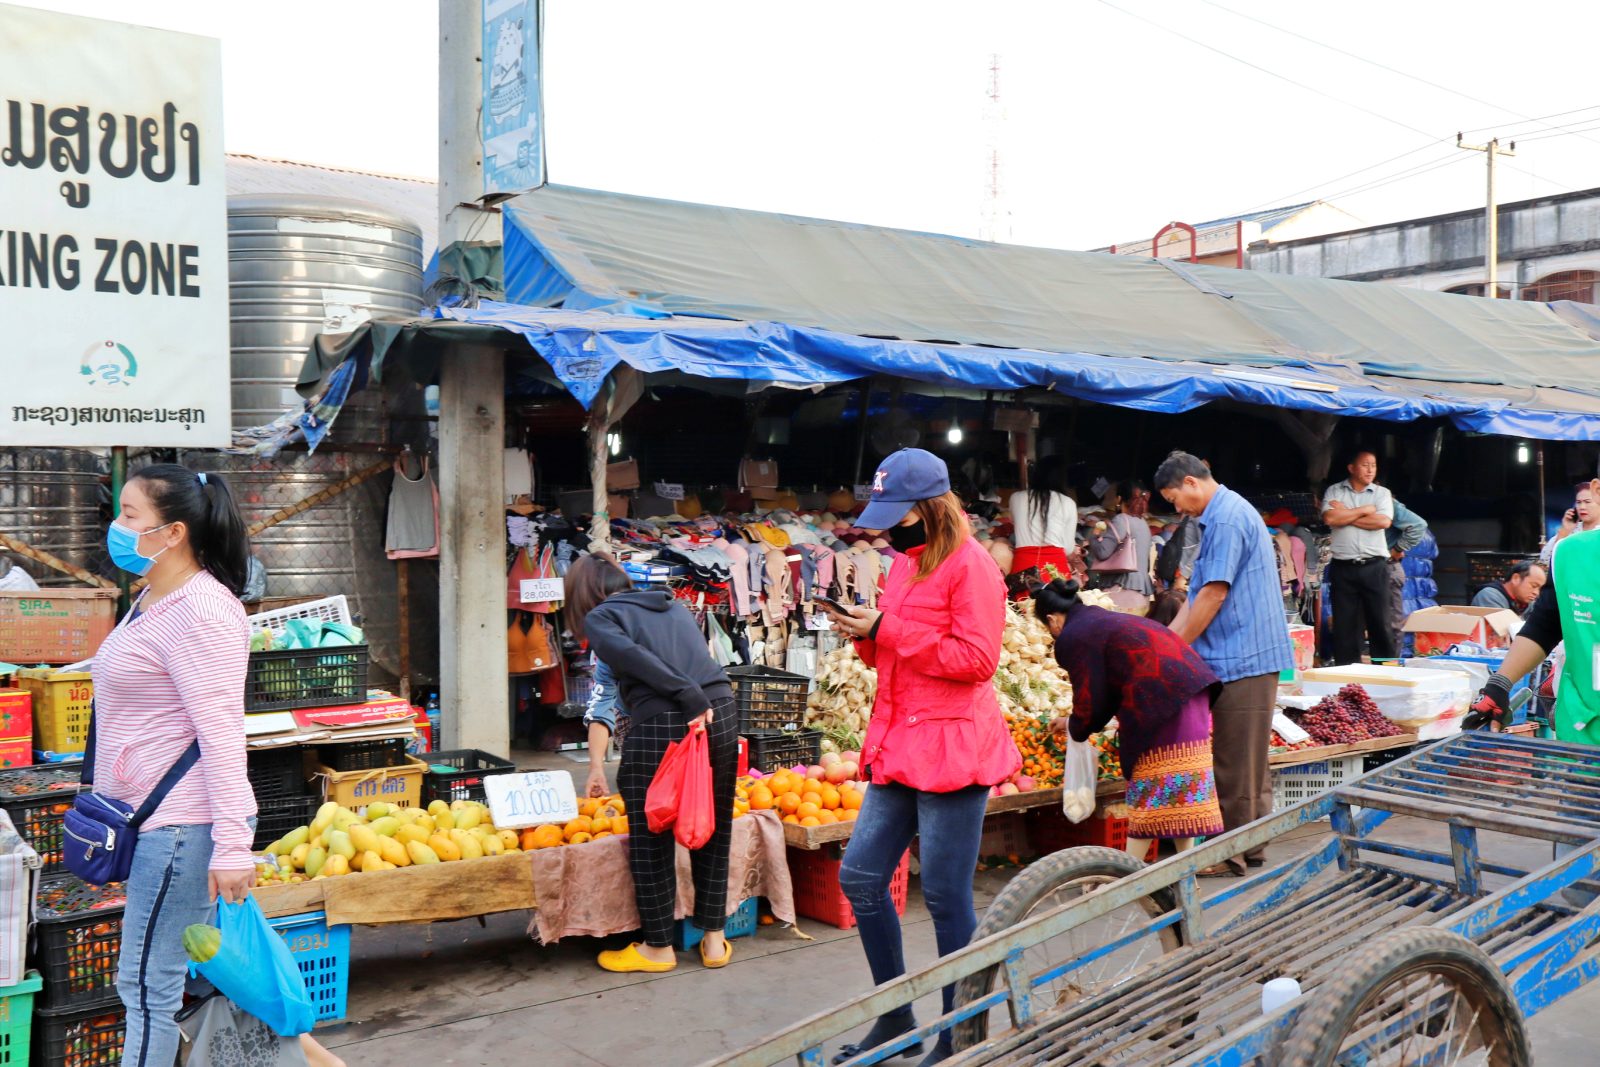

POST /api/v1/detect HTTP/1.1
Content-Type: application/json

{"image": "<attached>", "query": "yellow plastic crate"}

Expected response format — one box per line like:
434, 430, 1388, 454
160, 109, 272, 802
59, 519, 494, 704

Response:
19, 669, 93, 755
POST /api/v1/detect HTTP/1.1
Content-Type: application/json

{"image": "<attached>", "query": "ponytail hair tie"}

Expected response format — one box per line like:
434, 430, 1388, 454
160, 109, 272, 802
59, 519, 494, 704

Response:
196, 472, 208, 487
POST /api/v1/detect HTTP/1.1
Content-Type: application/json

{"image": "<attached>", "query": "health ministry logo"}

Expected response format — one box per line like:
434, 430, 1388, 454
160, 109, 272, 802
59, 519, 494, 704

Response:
80, 340, 139, 387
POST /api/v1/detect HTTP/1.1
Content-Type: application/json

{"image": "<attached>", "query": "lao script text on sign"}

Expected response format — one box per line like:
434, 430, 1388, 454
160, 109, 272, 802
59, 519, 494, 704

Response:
653, 482, 685, 501
486, 770, 579, 829
1, 4, 231, 446
519, 577, 564, 604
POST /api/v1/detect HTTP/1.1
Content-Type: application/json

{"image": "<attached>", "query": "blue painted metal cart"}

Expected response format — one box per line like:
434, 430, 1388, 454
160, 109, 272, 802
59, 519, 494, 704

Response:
719, 731, 1600, 1066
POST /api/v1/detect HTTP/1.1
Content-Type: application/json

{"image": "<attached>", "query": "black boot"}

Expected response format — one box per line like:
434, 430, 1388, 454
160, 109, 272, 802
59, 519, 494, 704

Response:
831, 1009, 922, 1064
914, 1033, 954, 1066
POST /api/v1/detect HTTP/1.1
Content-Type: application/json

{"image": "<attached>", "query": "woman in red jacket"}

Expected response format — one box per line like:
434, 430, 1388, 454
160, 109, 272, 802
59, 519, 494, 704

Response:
824, 448, 1020, 1066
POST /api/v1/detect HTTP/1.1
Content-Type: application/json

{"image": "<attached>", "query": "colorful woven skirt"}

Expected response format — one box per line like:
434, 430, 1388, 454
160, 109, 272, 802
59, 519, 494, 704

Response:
1124, 693, 1225, 840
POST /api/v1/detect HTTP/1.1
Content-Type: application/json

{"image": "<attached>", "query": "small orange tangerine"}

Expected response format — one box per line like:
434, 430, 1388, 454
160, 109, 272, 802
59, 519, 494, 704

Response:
841, 808, 859, 821
819, 787, 841, 810
568, 831, 593, 844
579, 798, 602, 818
801, 791, 823, 808
592, 831, 613, 839
782, 814, 800, 824
816, 809, 838, 824
799, 816, 821, 827
612, 816, 629, 835
564, 816, 593, 837
590, 816, 612, 834
749, 786, 775, 810
841, 789, 863, 811
796, 802, 821, 821
778, 794, 802, 815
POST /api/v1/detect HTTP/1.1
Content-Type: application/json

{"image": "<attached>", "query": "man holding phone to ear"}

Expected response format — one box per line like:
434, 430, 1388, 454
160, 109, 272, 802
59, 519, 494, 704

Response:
1543, 482, 1600, 565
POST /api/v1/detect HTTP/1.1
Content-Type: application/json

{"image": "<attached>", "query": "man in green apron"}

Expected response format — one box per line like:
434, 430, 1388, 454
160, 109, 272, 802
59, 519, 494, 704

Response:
1466, 484, 1600, 740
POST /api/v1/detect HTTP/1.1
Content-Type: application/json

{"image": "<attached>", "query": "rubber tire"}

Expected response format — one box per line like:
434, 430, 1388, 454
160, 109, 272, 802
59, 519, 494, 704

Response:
951, 845, 1183, 1051
1277, 927, 1531, 1067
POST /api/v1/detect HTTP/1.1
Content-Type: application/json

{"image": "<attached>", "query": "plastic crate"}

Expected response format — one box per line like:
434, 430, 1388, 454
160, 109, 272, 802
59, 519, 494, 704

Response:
31, 1001, 123, 1067
321, 738, 408, 773
267, 911, 349, 1023
1271, 754, 1366, 811
744, 729, 822, 774
32, 877, 126, 1010
0, 590, 116, 666
1362, 747, 1416, 774
243, 646, 369, 713
421, 750, 517, 806
1026, 808, 1158, 863
0, 765, 84, 878
15, 673, 91, 756
0, 972, 40, 1067
675, 897, 759, 951
249, 595, 353, 638
252, 794, 318, 852
246, 746, 308, 800
789, 845, 910, 930
727, 665, 809, 734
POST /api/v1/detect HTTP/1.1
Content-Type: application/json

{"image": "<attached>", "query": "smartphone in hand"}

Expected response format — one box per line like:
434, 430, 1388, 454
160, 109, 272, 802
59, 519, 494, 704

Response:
815, 595, 853, 615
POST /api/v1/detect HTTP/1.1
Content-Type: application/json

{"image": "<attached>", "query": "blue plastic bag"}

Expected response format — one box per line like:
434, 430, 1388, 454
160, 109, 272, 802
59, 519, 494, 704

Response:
188, 896, 315, 1037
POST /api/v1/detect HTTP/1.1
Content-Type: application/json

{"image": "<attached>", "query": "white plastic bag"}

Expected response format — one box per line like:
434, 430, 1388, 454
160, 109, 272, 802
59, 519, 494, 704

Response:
1061, 738, 1097, 824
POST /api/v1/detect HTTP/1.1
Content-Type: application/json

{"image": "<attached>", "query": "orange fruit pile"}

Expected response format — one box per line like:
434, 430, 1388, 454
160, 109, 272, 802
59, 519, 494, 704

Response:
519, 795, 629, 850
1008, 715, 1064, 788
748, 769, 864, 828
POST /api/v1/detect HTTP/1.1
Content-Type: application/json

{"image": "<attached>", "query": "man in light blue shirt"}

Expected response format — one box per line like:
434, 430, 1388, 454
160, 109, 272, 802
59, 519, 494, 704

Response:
1155, 451, 1293, 876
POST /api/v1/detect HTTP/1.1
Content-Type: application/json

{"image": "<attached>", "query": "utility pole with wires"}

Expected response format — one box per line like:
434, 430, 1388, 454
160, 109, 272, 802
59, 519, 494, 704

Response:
1456, 133, 1516, 297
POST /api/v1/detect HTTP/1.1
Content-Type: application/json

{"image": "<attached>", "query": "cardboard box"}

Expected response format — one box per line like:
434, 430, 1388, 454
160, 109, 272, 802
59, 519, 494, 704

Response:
607, 493, 630, 519
0, 689, 30, 741
313, 755, 426, 811
1287, 624, 1316, 673
605, 459, 640, 491
739, 457, 780, 489
1402, 606, 1520, 656
1301, 663, 1472, 733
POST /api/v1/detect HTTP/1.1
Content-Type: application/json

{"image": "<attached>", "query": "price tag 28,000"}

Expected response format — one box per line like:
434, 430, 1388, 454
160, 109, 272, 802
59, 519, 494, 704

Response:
485, 770, 580, 829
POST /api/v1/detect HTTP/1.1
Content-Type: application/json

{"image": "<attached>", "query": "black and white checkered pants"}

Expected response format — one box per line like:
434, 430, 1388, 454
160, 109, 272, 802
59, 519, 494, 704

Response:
617, 695, 739, 947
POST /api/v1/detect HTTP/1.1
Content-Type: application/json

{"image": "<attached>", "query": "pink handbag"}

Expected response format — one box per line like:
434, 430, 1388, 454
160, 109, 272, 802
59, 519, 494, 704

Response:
1089, 517, 1140, 573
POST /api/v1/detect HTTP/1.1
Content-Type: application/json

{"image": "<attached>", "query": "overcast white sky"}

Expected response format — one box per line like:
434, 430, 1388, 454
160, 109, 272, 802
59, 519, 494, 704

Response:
22, 1, 1600, 249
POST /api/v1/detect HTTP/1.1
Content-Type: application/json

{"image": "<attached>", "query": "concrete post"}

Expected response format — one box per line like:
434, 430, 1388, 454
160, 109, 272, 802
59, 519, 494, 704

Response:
438, 0, 509, 754
437, 345, 508, 754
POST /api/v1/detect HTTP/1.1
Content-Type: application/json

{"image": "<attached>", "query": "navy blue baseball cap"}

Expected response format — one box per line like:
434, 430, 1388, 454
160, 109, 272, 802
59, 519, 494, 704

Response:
857, 448, 952, 530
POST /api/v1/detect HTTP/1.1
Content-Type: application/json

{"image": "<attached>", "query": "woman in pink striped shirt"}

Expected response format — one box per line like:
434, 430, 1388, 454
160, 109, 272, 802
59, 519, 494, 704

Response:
92, 465, 256, 1066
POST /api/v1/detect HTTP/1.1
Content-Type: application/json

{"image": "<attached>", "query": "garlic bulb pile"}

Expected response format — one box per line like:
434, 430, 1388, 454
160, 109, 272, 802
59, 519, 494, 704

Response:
807, 644, 877, 753
993, 603, 1073, 719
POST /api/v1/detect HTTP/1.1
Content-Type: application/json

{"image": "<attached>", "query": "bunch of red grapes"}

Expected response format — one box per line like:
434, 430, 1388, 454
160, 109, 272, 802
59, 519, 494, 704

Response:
1295, 684, 1405, 745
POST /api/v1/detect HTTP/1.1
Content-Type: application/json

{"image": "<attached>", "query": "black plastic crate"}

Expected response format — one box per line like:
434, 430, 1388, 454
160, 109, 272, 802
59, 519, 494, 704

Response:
322, 737, 408, 772
727, 665, 809, 734
33, 876, 126, 1010
0, 763, 85, 877
252, 794, 317, 851
246, 745, 307, 800
243, 645, 369, 713
744, 729, 822, 774
421, 750, 517, 806
32, 1000, 125, 1067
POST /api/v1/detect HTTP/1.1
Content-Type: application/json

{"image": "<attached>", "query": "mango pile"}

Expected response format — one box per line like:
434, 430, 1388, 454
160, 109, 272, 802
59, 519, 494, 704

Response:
255, 798, 519, 883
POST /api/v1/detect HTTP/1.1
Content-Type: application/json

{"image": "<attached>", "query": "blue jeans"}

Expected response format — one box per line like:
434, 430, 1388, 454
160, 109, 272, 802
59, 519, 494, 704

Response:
118, 824, 217, 1067
839, 782, 990, 1032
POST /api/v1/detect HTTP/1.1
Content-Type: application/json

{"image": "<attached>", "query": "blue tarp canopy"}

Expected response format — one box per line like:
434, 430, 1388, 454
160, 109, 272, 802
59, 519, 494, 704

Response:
272, 184, 1600, 447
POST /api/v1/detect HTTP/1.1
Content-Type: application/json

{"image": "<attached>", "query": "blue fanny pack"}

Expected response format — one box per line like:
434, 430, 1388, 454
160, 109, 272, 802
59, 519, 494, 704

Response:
64, 705, 199, 885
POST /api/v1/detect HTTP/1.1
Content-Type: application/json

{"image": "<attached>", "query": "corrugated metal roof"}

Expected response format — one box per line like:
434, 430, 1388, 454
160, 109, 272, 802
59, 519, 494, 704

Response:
1189, 201, 1317, 233
225, 154, 438, 256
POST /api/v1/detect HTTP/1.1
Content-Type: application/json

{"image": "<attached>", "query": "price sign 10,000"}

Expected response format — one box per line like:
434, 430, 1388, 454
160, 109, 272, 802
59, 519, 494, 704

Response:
485, 770, 580, 829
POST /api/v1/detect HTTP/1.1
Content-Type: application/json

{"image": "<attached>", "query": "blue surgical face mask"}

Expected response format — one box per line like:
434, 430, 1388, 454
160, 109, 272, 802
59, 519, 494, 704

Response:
106, 519, 174, 576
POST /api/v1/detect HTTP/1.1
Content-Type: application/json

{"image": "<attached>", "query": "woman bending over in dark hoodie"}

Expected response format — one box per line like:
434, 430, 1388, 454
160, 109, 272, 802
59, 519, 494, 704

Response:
564, 554, 738, 973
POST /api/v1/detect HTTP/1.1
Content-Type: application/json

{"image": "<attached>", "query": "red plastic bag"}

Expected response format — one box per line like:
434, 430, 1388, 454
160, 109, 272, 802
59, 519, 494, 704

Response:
645, 735, 691, 834
674, 727, 715, 850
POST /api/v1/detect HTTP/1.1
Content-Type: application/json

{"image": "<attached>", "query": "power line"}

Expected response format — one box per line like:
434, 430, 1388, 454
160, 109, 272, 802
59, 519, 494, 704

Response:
1317, 153, 1474, 206
1093, 0, 1440, 141
1199, 0, 1600, 150
1461, 104, 1600, 136
1240, 137, 1447, 213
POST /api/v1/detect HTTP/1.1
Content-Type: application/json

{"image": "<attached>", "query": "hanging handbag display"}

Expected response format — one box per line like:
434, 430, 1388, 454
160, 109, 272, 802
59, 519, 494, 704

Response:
64, 710, 200, 885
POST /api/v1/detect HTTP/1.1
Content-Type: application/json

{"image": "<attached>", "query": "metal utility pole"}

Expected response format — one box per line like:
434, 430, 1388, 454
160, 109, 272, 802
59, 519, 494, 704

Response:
1456, 133, 1516, 297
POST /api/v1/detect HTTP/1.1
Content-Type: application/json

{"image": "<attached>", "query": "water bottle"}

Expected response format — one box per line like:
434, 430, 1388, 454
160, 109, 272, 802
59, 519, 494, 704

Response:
1261, 977, 1302, 1014
425, 691, 442, 753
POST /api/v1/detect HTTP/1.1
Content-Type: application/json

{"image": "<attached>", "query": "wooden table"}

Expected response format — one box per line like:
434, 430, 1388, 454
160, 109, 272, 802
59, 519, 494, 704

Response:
1268, 733, 1420, 768
782, 779, 1126, 850
253, 852, 537, 923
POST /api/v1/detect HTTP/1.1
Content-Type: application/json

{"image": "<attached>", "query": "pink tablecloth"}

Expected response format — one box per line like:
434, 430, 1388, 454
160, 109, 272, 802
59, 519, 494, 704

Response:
527, 808, 796, 942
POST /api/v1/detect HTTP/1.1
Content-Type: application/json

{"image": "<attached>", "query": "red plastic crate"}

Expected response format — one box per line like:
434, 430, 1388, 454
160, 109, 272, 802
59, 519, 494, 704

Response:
1027, 808, 1157, 863
789, 846, 909, 930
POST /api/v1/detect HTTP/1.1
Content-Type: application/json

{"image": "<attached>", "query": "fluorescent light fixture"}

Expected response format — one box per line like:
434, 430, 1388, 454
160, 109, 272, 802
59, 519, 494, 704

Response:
947, 425, 964, 445
1516, 443, 1530, 464
1215, 367, 1339, 394
608, 432, 622, 457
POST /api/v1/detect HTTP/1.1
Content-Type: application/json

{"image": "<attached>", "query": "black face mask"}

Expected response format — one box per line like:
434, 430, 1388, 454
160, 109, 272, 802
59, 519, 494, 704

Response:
888, 520, 927, 552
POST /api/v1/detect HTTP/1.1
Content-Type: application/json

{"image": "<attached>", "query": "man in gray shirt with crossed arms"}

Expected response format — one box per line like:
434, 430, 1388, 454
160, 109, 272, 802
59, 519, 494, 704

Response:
1324, 449, 1396, 664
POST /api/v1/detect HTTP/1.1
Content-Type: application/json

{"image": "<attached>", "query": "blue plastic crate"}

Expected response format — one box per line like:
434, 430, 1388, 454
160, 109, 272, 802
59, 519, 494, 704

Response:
268, 910, 349, 1023
674, 897, 759, 951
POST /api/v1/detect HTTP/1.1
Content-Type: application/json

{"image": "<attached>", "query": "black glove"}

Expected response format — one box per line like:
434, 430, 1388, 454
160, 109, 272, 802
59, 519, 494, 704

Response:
1464, 672, 1514, 731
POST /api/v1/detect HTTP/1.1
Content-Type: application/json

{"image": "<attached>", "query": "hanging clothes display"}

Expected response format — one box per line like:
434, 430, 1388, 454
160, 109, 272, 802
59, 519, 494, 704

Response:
386, 454, 440, 560
507, 611, 557, 674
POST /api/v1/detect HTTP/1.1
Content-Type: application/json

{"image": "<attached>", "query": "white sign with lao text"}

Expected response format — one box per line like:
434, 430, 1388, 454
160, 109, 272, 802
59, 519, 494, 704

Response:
653, 481, 685, 502
519, 577, 564, 603
485, 769, 579, 829
0, 4, 231, 446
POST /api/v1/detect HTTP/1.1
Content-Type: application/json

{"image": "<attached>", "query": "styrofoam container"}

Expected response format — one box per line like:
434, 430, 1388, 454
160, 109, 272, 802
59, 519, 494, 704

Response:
1300, 664, 1471, 731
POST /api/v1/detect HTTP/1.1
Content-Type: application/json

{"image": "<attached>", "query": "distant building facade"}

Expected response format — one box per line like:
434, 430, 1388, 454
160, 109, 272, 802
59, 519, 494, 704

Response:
1096, 201, 1365, 270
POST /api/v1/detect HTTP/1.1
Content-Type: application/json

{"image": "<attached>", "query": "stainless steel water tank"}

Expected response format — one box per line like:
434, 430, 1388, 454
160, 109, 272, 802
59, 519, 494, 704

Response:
0, 449, 108, 586
227, 195, 424, 432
